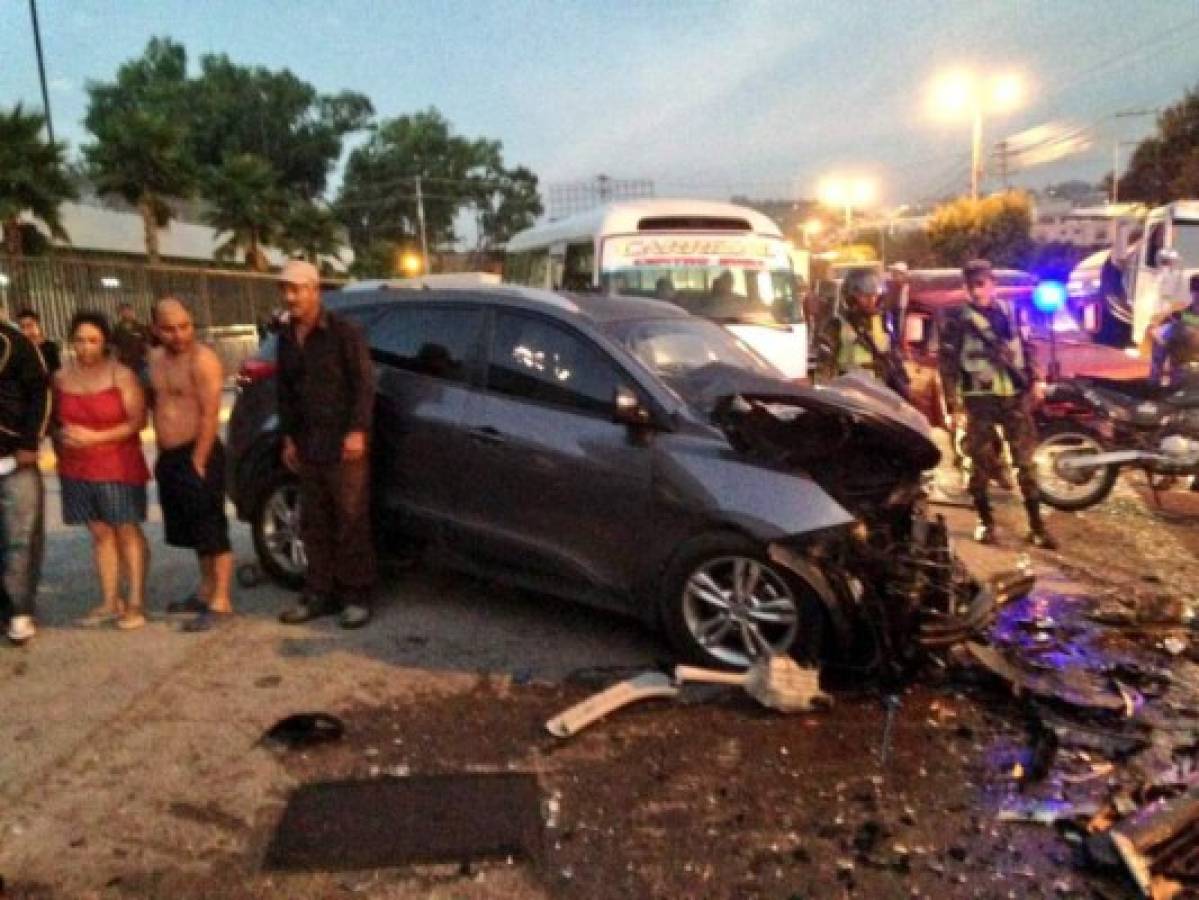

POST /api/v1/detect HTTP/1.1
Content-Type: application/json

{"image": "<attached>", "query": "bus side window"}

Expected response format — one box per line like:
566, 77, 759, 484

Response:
528, 250, 550, 288
562, 242, 595, 291
503, 252, 529, 285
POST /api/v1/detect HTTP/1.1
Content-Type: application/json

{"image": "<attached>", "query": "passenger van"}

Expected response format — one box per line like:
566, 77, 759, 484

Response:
504, 199, 808, 378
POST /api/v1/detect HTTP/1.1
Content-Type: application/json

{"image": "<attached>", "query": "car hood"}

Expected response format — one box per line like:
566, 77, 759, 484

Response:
667, 366, 940, 476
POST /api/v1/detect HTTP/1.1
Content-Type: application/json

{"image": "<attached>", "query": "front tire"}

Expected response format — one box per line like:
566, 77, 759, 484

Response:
1034, 422, 1118, 511
660, 533, 825, 669
251, 471, 306, 589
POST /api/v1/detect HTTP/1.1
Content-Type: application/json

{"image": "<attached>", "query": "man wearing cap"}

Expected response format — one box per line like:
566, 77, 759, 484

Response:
275, 261, 377, 628
939, 259, 1057, 549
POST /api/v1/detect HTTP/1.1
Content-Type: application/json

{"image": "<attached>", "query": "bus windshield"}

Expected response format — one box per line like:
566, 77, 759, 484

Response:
601, 265, 797, 326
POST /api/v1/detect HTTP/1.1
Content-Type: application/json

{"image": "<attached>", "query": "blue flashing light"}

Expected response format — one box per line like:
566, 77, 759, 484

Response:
1033, 280, 1067, 313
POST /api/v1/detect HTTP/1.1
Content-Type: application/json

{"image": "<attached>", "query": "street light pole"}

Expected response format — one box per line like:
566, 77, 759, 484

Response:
970, 106, 983, 201
28, 0, 55, 144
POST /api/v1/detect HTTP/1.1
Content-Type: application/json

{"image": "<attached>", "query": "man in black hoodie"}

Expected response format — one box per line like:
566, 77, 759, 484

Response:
0, 316, 51, 644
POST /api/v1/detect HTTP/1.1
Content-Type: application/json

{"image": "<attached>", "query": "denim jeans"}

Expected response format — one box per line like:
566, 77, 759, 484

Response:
1, 466, 44, 618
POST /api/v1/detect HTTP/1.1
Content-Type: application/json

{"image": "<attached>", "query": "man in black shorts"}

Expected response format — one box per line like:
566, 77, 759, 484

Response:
148, 299, 233, 630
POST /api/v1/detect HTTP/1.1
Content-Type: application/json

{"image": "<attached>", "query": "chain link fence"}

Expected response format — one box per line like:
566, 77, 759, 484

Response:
0, 256, 346, 375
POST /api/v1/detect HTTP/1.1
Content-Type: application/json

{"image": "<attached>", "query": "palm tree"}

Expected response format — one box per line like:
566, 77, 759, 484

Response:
0, 104, 76, 257
83, 107, 194, 263
279, 197, 344, 265
202, 154, 285, 271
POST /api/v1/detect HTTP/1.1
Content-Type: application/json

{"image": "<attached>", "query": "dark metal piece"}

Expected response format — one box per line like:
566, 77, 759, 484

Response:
879, 694, 901, 767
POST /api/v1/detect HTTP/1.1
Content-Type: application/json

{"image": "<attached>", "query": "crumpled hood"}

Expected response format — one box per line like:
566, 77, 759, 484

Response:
671, 366, 940, 477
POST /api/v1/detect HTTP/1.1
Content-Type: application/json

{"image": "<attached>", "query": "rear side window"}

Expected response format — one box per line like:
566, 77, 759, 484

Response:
487, 312, 624, 416
369, 306, 482, 383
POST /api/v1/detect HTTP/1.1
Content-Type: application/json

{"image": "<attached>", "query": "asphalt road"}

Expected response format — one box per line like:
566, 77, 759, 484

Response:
1, 428, 1195, 896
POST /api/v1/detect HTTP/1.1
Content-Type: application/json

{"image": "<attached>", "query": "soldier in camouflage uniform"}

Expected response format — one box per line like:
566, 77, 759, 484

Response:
819, 269, 912, 402
939, 259, 1057, 549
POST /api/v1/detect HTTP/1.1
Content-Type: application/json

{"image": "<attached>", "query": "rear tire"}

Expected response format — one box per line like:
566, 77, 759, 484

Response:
251, 470, 306, 590
1034, 422, 1118, 511
659, 532, 826, 670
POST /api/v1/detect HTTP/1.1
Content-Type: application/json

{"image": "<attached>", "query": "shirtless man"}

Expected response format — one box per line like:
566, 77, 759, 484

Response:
148, 299, 233, 630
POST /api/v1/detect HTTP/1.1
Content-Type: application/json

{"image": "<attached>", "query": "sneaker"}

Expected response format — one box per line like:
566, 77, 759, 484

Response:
7, 614, 35, 644
973, 522, 998, 545
1027, 528, 1059, 551
279, 593, 338, 625
339, 604, 371, 630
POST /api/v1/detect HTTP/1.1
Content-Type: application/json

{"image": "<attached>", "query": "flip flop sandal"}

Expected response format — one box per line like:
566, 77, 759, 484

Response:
79, 606, 120, 627
166, 594, 208, 615
181, 609, 234, 633
116, 611, 147, 631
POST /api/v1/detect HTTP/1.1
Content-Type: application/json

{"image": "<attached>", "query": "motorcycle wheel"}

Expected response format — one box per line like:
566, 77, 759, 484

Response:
1034, 422, 1118, 511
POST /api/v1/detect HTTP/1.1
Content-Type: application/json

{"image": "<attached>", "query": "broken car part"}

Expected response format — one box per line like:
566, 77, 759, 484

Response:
545, 673, 680, 738
260, 713, 346, 752
673, 658, 831, 714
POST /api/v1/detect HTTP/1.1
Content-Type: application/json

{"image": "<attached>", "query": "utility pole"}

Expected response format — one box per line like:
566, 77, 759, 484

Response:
996, 140, 1011, 189
1110, 109, 1159, 206
414, 175, 430, 275
29, 0, 55, 144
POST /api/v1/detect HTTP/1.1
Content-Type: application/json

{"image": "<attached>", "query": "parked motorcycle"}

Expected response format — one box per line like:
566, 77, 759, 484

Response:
1034, 376, 1199, 510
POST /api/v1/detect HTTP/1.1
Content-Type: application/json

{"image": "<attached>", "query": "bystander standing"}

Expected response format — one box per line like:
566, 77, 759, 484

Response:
275, 260, 377, 629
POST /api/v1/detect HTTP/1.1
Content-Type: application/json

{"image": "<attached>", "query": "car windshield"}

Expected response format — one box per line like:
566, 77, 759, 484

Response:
609, 317, 780, 380
1174, 220, 1199, 267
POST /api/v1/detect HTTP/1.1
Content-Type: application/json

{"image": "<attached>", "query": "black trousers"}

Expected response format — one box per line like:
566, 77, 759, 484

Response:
298, 458, 376, 601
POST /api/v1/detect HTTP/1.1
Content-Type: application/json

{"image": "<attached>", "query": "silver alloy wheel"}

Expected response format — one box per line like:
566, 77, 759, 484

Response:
681, 555, 800, 667
1034, 430, 1109, 504
261, 483, 306, 578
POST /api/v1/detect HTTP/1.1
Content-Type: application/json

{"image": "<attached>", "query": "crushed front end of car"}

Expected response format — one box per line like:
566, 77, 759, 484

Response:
712, 373, 1033, 679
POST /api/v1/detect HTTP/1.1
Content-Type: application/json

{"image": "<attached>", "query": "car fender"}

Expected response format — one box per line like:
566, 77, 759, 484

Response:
656, 444, 855, 542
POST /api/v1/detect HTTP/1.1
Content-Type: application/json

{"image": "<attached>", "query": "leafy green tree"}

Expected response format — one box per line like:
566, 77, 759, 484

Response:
926, 192, 1034, 267
279, 198, 345, 264
203, 153, 285, 270
0, 104, 76, 257
82, 38, 195, 262
474, 164, 542, 250
1119, 85, 1199, 204
337, 108, 541, 260
186, 53, 372, 199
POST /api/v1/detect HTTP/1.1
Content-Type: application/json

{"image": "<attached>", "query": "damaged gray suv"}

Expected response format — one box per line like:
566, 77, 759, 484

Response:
228, 287, 1029, 672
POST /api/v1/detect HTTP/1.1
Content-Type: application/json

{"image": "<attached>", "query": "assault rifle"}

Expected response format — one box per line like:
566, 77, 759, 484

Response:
847, 317, 912, 401
963, 313, 1029, 394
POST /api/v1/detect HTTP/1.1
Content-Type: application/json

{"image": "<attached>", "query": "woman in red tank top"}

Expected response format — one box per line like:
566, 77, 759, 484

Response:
53, 311, 150, 630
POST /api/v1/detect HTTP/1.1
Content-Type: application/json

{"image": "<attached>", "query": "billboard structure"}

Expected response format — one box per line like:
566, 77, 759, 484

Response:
547, 175, 655, 221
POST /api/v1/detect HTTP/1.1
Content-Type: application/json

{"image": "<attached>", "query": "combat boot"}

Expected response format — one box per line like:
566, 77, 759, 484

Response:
1024, 499, 1058, 551
972, 494, 998, 545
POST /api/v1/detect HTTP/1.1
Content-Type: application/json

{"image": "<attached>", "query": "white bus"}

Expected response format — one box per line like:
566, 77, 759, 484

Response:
504, 199, 808, 378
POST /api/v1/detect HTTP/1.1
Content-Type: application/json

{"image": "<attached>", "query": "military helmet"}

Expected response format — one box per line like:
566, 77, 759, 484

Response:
841, 268, 881, 304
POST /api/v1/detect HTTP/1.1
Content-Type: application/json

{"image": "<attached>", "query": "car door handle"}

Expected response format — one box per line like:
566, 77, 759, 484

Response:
469, 426, 506, 445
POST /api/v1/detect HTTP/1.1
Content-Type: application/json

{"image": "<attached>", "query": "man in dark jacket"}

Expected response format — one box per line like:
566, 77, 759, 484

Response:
274, 261, 377, 629
939, 259, 1056, 550
0, 317, 51, 643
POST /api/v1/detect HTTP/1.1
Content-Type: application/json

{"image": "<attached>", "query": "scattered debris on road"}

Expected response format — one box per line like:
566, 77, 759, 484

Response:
260, 713, 346, 752
674, 656, 831, 713
544, 672, 678, 737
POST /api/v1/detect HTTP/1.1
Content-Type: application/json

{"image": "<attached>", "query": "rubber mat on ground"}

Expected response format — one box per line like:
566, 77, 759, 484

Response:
263, 773, 542, 871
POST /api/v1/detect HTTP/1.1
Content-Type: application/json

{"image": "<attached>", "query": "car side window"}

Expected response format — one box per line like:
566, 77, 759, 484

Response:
369, 306, 482, 383
488, 312, 624, 416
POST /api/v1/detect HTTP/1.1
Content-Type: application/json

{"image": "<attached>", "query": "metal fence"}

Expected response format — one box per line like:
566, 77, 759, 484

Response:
0, 255, 342, 342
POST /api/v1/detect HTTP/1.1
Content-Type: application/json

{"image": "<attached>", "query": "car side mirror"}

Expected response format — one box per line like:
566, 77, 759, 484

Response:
613, 386, 653, 428
1159, 248, 1180, 267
